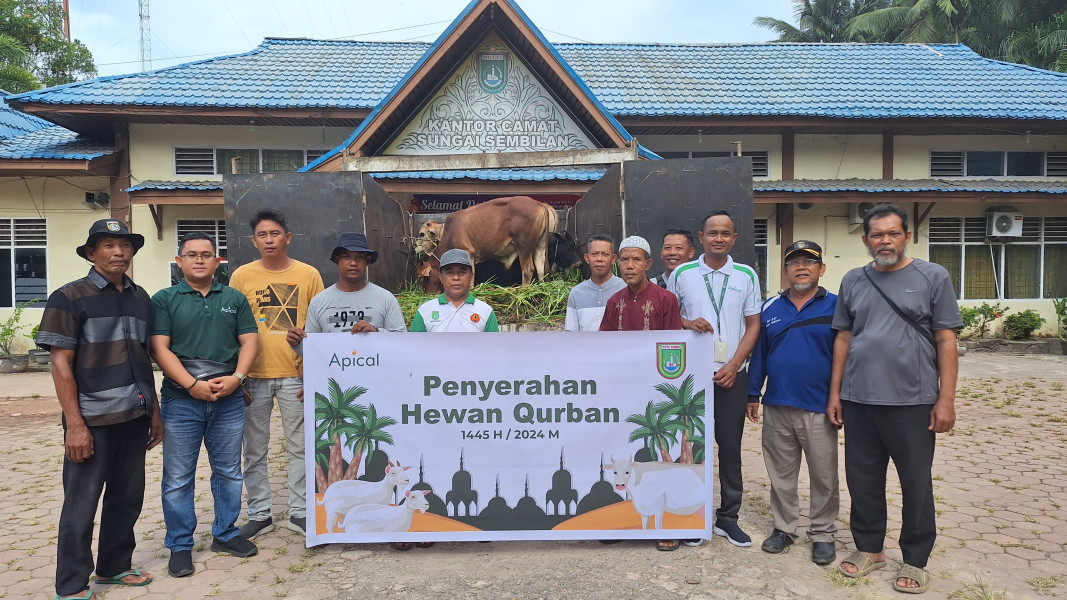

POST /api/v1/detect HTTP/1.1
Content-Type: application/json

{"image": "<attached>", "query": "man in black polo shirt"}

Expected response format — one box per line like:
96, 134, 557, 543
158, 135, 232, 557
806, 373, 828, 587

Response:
151, 231, 260, 578
36, 219, 163, 599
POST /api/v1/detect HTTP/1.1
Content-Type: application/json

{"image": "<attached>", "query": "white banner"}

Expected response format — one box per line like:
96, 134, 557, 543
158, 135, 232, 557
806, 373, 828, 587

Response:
304, 330, 715, 546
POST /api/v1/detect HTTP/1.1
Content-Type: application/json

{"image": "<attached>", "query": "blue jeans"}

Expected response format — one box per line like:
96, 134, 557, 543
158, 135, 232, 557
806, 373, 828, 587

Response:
161, 392, 245, 551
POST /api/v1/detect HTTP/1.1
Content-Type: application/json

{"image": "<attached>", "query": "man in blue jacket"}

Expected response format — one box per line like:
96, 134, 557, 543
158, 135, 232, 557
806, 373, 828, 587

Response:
747, 240, 839, 566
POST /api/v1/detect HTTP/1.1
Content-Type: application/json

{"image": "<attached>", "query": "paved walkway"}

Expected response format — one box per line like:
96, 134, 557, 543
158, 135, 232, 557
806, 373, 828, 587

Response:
1, 353, 1064, 599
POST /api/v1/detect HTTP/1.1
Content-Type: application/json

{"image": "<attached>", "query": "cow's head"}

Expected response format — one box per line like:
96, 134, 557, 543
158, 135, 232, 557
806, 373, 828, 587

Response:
602, 454, 635, 492
416, 259, 443, 294
548, 231, 582, 272
414, 220, 443, 256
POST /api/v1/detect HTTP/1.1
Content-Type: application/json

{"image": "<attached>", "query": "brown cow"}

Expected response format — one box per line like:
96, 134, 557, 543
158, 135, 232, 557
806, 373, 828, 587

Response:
415, 196, 558, 293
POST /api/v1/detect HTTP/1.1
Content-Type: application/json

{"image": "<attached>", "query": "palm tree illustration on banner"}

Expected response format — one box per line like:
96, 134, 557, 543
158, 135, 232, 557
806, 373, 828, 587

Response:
342, 403, 398, 480
314, 378, 367, 489
654, 375, 705, 464
626, 401, 681, 462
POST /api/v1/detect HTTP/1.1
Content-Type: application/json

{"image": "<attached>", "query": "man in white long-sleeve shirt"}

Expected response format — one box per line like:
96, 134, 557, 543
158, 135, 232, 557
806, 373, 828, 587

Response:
564, 234, 625, 331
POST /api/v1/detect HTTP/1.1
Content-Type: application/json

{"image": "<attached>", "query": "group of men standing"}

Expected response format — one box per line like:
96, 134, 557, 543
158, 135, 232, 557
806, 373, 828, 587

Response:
37, 200, 958, 599
565, 204, 959, 595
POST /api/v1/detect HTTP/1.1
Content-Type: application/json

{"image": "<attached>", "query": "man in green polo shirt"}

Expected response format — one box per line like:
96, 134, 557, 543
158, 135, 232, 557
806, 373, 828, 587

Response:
150, 231, 259, 578
411, 249, 498, 332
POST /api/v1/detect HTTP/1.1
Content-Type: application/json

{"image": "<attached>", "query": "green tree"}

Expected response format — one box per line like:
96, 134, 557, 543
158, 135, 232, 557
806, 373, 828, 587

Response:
1003, 12, 1067, 71
0, 0, 96, 89
342, 403, 397, 480
755, 0, 891, 42
653, 375, 705, 464
0, 33, 37, 93
626, 401, 681, 463
314, 379, 367, 487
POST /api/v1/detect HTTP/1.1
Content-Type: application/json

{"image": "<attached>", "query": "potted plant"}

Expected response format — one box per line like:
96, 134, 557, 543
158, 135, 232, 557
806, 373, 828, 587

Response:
0, 300, 38, 374
27, 324, 48, 365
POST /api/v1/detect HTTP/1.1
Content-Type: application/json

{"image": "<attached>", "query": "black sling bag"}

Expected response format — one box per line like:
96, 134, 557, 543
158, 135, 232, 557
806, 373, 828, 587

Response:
863, 266, 937, 349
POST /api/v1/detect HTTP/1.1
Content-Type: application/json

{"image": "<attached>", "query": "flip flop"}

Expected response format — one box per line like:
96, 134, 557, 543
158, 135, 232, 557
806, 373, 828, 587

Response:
656, 539, 680, 552
839, 550, 886, 578
55, 590, 93, 600
95, 568, 152, 586
390, 542, 415, 551
893, 564, 931, 594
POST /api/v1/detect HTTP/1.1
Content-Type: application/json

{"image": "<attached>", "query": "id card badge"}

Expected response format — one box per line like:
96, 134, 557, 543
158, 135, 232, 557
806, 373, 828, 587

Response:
714, 340, 729, 363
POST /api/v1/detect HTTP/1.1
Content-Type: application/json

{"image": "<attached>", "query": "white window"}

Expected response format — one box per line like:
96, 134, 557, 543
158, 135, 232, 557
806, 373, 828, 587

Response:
170, 220, 229, 286
929, 151, 1064, 177
174, 148, 332, 175
654, 150, 770, 178
0, 218, 47, 307
928, 216, 1067, 299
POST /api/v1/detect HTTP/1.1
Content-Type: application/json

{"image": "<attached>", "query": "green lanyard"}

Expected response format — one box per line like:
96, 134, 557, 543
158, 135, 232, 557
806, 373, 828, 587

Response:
702, 271, 729, 331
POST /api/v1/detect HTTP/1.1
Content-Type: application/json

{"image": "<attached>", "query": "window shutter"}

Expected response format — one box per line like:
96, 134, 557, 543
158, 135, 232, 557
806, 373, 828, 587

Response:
930, 152, 964, 177
928, 217, 962, 243
174, 148, 215, 175
1045, 152, 1067, 176
13, 219, 46, 246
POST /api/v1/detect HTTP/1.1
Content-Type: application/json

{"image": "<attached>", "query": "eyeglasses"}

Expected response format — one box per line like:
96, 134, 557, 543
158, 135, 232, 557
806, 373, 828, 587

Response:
785, 258, 820, 267
180, 253, 216, 261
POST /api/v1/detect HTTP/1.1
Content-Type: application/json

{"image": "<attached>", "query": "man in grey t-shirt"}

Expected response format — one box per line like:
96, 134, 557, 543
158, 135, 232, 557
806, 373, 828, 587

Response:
287, 233, 406, 355
827, 205, 961, 595
564, 234, 626, 331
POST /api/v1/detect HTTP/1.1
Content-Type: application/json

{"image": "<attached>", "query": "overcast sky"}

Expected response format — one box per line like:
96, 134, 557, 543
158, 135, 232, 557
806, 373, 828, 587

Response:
69, 0, 797, 77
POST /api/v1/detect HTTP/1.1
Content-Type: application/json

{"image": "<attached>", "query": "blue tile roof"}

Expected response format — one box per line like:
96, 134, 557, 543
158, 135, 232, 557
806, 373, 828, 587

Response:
0, 126, 116, 160
126, 180, 223, 192
753, 178, 1067, 194
0, 93, 52, 139
10, 39, 1067, 120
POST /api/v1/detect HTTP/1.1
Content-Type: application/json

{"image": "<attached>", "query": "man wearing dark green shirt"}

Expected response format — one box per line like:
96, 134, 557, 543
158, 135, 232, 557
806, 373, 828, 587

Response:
150, 231, 259, 578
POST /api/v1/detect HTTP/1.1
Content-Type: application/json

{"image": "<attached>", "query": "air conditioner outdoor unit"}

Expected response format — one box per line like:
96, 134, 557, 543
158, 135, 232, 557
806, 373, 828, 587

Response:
849, 202, 878, 225
987, 212, 1024, 237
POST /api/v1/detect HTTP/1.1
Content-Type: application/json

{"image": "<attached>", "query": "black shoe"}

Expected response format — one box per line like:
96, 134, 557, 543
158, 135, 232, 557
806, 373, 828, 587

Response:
210, 535, 259, 558
712, 520, 753, 547
168, 550, 194, 577
286, 516, 306, 534
812, 541, 836, 565
761, 529, 794, 554
238, 517, 274, 540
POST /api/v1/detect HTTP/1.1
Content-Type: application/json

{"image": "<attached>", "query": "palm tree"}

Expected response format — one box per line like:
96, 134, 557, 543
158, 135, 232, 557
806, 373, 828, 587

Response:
846, 0, 1005, 50
314, 378, 367, 487
626, 401, 681, 463
313, 435, 332, 493
0, 33, 39, 93
754, 0, 891, 43
654, 375, 705, 464
342, 403, 398, 480
1003, 13, 1067, 71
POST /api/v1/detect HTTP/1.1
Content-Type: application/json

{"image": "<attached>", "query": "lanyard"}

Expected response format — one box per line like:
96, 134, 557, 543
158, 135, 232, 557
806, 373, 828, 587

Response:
702, 271, 729, 331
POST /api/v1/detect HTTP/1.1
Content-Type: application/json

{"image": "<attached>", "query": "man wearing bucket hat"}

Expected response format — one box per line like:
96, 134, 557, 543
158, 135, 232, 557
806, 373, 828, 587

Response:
411, 249, 498, 332
36, 218, 163, 598
287, 232, 406, 350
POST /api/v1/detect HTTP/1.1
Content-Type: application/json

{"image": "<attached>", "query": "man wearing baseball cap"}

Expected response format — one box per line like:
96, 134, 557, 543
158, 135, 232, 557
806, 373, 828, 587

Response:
288, 232, 406, 351
747, 240, 840, 566
411, 249, 498, 332
36, 218, 162, 598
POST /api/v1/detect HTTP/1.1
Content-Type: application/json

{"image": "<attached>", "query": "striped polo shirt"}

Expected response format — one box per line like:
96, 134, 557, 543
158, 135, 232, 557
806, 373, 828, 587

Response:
36, 268, 157, 426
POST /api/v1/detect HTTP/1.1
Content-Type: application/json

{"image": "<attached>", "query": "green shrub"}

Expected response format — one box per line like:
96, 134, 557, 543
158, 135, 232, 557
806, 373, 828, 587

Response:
959, 302, 1006, 338
1053, 298, 1067, 340
1003, 309, 1046, 340
0, 300, 37, 356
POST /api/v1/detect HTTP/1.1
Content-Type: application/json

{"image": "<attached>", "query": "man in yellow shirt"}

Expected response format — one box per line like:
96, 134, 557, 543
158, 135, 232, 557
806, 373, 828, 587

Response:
229, 209, 324, 538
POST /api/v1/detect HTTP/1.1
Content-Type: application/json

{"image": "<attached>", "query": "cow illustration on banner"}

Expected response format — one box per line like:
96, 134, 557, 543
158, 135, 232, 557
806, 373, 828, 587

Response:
302, 331, 715, 546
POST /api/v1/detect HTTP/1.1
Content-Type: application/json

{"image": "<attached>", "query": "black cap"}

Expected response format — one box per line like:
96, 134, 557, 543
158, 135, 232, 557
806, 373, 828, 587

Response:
330, 232, 378, 264
783, 240, 822, 262
77, 219, 145, 259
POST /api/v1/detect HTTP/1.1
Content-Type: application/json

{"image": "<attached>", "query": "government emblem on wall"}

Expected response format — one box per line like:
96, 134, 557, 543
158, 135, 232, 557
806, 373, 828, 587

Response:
478, 52, 508, 94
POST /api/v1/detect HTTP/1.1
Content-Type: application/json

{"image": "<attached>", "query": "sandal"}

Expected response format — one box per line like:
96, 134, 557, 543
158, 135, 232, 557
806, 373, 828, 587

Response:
893, 564, 931, 594
95, 568, 152, 586
415, 542, 435, 548
390, 542, 415, 551
839, 550, 886, 578
55, 590, 93, 600
656, 539, 680, 552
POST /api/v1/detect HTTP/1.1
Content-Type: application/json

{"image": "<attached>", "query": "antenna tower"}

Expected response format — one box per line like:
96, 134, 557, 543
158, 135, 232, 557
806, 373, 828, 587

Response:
138, 0, 151, 71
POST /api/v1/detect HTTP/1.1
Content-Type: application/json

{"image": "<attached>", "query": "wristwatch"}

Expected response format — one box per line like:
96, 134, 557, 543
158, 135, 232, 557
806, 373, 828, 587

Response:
234, 372, 247, 384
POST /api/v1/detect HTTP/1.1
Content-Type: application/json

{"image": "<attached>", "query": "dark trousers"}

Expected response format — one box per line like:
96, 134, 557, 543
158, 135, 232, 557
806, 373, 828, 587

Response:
713, 370, 748, 523
56, 416, 149, 596
842, 401, 937, 568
